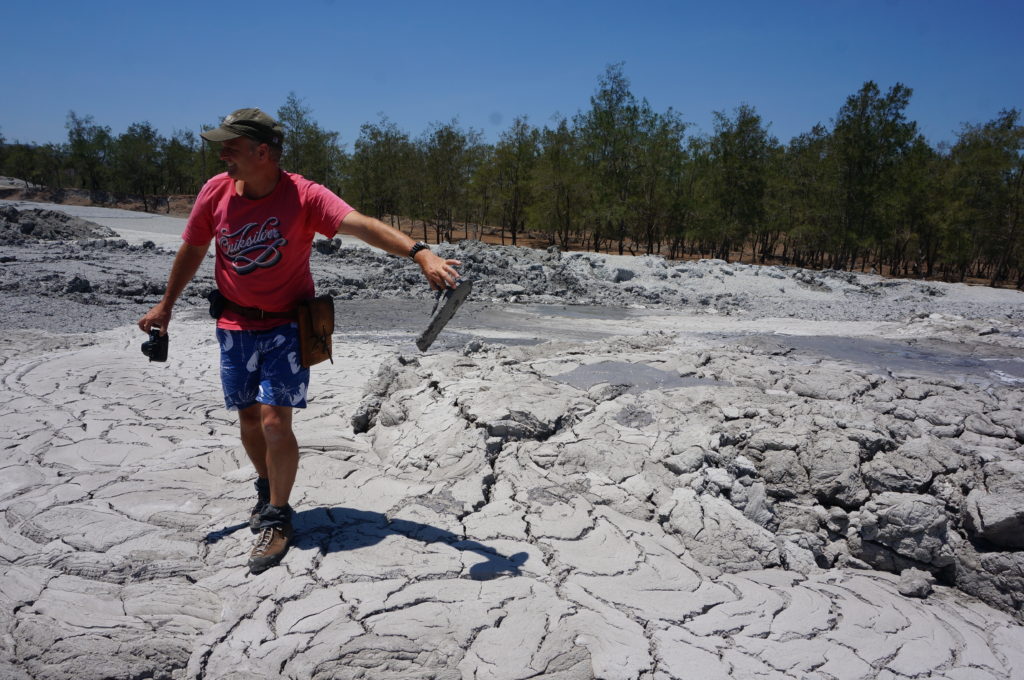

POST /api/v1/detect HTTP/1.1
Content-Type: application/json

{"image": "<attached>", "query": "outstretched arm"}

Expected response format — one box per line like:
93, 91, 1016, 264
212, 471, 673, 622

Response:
137, 241, 210, 334
338, 211, 461, 290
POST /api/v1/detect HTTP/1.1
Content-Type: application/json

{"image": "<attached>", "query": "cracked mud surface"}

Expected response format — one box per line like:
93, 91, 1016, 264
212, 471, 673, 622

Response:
2, 201, 1024, 679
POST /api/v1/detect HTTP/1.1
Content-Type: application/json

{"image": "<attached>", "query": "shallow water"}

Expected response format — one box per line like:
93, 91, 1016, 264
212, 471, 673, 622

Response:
779, 335, 1024, 384
549, 360, 726, 393
517, 303, 659, 321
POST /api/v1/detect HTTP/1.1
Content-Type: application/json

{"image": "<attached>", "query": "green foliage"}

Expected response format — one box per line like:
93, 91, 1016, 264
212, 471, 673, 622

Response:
162, 129, 202, 195
632, 104, 688, 254
772, 124, 841, 266
706, 104, 777, 261
66, 111, 113, 191
276, 93, 346, 190
3, 76, 1023, 287
831, 81, 918, 267
467, 144, 500, 241
945, 109, 1024, 284
527, 116, 587, 249
348, 116, 412, 221
111, 122, 164, 209
575, 62, 642, 253
417, 119, 483, 242
493, 116, 540, 245
4, 143, 49, 188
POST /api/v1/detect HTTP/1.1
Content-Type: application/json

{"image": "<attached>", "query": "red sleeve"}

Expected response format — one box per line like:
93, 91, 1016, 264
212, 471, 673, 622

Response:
305, 182, 355, 239
181, 176, 223, 246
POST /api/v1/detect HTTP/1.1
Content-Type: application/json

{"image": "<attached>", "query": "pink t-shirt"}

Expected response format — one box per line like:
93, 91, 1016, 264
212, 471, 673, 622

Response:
183, 171, 354, 330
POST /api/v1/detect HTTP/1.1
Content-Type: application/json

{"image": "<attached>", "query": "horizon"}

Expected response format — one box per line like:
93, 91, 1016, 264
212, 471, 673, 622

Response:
3, 1, 1022, 149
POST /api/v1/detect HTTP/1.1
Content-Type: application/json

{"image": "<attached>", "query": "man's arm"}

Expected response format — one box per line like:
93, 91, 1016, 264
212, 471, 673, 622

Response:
137, 241, 210, 334
338, 211, 461, 290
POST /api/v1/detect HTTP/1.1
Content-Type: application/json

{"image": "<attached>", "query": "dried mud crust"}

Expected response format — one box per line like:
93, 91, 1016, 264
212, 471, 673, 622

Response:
2, 324, 1023, 679
2, 202, 1024, 679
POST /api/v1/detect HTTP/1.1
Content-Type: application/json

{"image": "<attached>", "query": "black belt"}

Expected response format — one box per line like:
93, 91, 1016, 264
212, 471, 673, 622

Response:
222, 299, 297, 320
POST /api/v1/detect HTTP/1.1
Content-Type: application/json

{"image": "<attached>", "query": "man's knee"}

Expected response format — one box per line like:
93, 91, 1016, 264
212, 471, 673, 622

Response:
260, 405, 294, 443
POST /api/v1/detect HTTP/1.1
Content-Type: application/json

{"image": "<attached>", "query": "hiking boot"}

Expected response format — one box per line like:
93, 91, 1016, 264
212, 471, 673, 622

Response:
248, 503, 293, 574
248, 524, 293, 574
249, 478, 270, 533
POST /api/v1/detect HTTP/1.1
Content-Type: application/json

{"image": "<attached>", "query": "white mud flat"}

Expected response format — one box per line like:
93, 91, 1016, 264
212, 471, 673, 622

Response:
2, 201, 1024, 679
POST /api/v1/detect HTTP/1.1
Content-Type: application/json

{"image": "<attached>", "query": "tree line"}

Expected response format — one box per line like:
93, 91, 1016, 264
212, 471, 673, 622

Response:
2, 65, 1022, 287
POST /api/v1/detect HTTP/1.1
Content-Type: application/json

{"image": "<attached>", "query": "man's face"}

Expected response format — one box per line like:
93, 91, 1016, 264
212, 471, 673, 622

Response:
218, 137, 263, 179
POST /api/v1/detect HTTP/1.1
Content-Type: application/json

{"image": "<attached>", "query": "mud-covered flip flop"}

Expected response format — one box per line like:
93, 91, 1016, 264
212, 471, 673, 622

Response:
416, 279, 473, 351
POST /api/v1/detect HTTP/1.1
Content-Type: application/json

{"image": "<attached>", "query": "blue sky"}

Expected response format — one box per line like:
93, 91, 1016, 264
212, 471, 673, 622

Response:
3, 0, 1021, 149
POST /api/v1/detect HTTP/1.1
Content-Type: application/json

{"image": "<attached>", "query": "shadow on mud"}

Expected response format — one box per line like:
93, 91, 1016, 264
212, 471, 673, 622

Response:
204, 506, 529, 580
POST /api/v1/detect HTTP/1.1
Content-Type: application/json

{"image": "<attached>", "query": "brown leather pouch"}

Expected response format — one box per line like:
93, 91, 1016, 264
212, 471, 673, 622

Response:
296, 295, 334, 367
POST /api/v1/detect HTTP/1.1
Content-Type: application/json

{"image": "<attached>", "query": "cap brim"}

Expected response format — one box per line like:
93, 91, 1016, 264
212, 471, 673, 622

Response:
200, 127, 243, 143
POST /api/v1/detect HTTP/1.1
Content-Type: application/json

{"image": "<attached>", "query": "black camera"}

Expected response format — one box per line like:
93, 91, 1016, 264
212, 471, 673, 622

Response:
141, 327, 169, 362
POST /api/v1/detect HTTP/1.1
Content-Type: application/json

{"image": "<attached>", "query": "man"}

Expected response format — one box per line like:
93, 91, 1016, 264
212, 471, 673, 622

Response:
138, 108, 460, 574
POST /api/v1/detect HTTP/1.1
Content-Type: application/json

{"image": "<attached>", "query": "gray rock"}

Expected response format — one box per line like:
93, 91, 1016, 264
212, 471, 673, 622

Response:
952, 537, 1024, 622
963, 460, 1024, 549
662, 446, 706, 475
733, 480, 774, 527
964, 489, 1024, 549
964, 413, 1011, 438
586, 382, 630, 402
65, 275, 92, 293
857, 492, 954, 568
661, 487, 781, 572
800, 434, 869, 509
758, 449, 809, 499
785, 366, 873, 401
746, 429, 802, 453
862, 436, 963, 493
495, 283, 527, 296
897, 567, 936, 598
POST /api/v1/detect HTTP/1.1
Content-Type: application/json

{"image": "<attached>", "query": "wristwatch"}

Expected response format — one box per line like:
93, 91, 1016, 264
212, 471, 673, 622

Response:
408, 241, 430, 260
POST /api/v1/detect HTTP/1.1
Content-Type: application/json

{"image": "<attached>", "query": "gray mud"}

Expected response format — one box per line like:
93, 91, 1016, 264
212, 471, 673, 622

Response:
3, 201, 1024, 679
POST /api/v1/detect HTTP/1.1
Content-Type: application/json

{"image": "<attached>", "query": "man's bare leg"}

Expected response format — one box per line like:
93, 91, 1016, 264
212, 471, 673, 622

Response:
245, 404, 298, 573
239, 403, 298, 507
260, 404, 298, 508
238, 404, 269, 479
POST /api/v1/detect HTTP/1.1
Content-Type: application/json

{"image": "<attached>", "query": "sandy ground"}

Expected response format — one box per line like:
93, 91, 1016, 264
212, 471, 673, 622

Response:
2, 200, 1024, 679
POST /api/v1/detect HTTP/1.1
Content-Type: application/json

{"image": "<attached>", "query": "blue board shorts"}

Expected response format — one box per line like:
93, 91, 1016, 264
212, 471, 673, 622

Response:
217, 323, 309, 410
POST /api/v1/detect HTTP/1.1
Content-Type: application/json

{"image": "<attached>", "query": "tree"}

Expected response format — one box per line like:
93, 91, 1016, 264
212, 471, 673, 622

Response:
65, 111, 113, 192
528, 116, 586, 250
38, 143, 67, 190
418, 119, 482, 242
946, 109, 1024, 286
2, 143, 58, 189
162, 129, 201, 196
467, 144, 499, 241
348, 115, 412, 226
632, 105, 688, 255
831, 81, 917, 269
876, 135, 942, 277
276, 93, 346, 189
662, 138, 703, 260
705, 104, 777, 262
774, 124, 842, 268
493, 116, 540, 245
112, 122, 164, 211
576, 63, 641, 254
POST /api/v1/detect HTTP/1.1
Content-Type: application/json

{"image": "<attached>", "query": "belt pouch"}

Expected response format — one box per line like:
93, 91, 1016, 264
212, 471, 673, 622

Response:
296, 295, 334, 367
